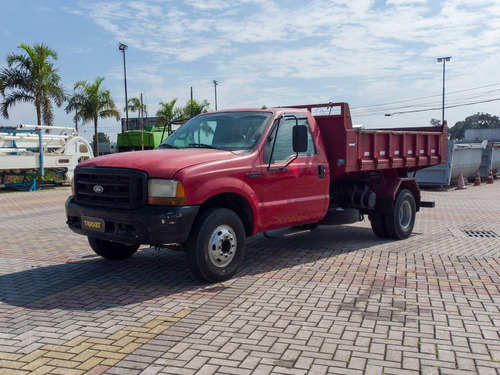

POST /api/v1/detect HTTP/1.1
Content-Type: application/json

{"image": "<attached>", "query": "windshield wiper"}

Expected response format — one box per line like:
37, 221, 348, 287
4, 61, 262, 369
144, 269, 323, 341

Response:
188, 143, 225, 150
157, 144, 179, 149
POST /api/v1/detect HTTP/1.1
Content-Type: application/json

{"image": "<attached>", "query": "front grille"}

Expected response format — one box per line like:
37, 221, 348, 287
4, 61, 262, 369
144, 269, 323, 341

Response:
74, 167, 148, 209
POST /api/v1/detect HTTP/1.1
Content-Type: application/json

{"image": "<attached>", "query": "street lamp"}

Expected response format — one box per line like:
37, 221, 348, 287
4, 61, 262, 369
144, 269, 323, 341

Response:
213, 80, 218, 110
437, 56, 451, 126
119, 43, 129, 132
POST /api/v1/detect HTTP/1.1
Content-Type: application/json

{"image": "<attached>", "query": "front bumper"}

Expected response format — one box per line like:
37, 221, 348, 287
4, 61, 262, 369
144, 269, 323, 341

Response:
65, 196, 199, 246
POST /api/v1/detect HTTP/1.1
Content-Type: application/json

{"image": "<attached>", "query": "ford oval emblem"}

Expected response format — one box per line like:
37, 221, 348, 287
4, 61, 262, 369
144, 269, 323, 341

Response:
93, 185, 104, 194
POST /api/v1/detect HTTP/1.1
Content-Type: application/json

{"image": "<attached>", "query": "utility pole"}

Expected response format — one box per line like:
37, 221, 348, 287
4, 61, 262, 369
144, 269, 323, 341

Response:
213, 80, 218, 110
140, 93, 144, 150
119, 43, 129, 132
437, 56, 451, 126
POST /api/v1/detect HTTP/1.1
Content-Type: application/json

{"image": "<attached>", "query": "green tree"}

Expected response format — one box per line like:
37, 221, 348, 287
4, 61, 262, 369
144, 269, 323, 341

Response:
0, 43, 65, 125
156, 98, 181, 134
72, 77, 120, 156
126, 97, 147, 121
90, 132, 111, 154
449, 121, 464, 141
65, 92, 85, 131
449, 112, 500, 140
182, 99, 210, 119
429, 118, 441, 126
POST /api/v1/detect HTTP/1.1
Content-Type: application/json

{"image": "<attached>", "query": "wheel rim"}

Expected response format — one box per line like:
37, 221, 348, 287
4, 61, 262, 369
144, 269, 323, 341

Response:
399, 201, 413, 229
208, 225, 237, 267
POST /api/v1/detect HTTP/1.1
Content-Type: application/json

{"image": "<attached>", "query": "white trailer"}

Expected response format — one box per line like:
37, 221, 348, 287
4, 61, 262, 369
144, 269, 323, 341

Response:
0, 124, 93, 190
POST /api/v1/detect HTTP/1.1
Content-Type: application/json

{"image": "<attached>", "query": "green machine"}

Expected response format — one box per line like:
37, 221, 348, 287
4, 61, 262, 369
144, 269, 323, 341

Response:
116, 126, 169, 152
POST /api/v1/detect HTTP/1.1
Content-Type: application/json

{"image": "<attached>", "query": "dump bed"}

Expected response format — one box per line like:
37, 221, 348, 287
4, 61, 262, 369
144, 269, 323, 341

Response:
291, 103, 448, 178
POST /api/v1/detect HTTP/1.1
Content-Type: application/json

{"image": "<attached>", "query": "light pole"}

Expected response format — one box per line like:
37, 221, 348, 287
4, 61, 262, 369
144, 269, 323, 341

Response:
213, 80, 218, 110
437, 56, 451, 126
119, 43, 129, 132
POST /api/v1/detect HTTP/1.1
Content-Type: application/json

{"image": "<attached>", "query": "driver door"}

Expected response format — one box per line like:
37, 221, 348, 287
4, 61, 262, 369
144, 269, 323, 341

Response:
260, 114, 329, 229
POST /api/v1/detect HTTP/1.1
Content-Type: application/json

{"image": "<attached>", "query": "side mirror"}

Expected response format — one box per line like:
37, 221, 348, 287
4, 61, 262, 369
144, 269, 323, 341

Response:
293, 125, 308, 153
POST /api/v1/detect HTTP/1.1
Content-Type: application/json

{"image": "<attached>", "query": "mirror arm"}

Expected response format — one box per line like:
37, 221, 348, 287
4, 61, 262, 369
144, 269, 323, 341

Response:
267, 116, 282, 172
279, 153, 298, 171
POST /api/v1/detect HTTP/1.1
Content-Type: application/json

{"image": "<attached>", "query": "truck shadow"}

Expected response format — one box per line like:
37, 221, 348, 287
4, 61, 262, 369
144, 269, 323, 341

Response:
0, 225, 391, 312
243, 225, 395, 275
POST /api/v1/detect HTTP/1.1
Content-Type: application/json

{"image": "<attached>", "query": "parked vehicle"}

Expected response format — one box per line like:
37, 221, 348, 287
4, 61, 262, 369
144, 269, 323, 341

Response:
66, 102, 447, 282
1, 124, 93, 190
116, 120, 186, 152
116, 126, 168, 153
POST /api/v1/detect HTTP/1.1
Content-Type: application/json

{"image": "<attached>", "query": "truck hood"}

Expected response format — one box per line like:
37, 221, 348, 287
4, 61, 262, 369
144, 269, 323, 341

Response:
78, 149, 240, 179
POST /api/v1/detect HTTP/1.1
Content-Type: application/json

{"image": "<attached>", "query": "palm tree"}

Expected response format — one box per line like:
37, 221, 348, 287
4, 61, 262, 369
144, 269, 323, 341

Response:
126, 97, 147, 118
0, 43, 65, 126
65, 92, 85, 132
156, 98, 180, 134
126, 97, 147, 130
183, 99, 210, 119
73, 77, 120, 156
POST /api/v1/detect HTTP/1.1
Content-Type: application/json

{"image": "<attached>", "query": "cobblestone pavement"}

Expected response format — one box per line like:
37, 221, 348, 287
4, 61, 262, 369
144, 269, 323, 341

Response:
0, 182, 499, 375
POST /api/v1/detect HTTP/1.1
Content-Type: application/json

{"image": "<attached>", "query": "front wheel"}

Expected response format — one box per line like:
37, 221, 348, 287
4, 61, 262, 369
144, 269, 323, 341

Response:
88, 237, 139, 260
186, 208, 246, 282
384, 189, 416, 240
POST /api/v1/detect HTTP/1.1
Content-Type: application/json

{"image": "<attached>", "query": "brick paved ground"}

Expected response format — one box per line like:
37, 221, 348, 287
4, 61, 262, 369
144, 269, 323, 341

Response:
0, 181, 499, 375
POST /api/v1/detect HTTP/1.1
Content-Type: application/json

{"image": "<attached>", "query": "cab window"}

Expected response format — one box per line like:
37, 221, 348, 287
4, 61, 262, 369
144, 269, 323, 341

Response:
264, 115, 316, 163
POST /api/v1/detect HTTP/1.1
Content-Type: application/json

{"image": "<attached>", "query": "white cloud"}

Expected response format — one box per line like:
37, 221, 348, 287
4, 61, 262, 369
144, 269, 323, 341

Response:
386, 0, 427, 5
6, 0, 494, 135
183, 0, 237, 11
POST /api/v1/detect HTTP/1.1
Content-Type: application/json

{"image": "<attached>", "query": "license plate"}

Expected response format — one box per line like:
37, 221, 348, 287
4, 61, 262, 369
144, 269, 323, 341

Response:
82, 216, 105, 232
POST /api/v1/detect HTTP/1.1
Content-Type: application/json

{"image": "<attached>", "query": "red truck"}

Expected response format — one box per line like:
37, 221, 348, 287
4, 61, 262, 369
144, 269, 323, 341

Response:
66, 102, 447, 282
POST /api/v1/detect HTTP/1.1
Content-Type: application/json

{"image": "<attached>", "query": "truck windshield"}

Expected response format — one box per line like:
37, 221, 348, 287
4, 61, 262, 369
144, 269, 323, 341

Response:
158, 111, 273, 152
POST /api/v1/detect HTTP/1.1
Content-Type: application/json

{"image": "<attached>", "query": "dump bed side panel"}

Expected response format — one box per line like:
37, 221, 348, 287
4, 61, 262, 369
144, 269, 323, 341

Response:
309, 103, 448, 178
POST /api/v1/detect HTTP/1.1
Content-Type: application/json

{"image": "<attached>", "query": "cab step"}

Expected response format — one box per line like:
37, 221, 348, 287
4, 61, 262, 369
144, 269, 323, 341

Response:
263, 228, 311, 239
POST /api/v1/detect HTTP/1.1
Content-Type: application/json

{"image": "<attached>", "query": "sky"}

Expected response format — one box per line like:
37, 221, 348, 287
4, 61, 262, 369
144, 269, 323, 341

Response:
1, 0, 500, 144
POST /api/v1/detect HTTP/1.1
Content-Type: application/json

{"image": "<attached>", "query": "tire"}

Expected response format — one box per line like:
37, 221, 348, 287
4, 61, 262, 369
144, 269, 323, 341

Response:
88, 237, 139, 260
369, 213, 388, 238
384, 189, 416, 240
186, 208, 246, 283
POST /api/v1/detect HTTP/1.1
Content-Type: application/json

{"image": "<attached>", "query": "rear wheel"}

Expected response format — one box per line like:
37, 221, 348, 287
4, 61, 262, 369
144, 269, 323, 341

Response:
186, 208, 246, 282
384, 189, 416, 240
88, 237, 139, 260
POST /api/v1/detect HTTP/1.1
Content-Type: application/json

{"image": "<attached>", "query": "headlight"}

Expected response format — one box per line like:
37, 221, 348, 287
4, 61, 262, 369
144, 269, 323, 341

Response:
148, 179, 186, 206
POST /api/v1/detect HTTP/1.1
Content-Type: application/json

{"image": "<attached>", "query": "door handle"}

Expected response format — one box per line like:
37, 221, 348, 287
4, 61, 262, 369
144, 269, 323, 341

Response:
318, 165, 325, 179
